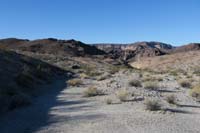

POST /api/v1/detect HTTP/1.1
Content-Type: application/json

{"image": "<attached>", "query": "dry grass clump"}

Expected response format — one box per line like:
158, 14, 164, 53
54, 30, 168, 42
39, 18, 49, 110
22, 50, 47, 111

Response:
166, 95, 177, 104
67, 79, 83, 86
179, 80, 191, 88
190, 84, 200, 99
83, 86, 103, 97
144, 82, 159, 90
116, 90, 129, 102
129, 79, 142, 87
144, 99, 162, 111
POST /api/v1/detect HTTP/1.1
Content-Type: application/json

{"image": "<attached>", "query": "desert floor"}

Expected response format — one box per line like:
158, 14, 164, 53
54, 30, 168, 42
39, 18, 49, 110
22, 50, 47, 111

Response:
0, 70, 200, 133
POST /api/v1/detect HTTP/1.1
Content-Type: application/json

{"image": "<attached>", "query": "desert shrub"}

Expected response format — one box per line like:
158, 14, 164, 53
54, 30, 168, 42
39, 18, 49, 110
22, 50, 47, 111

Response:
105, 98, 112, 104
144, 82, 159, 90
83, 86, 103, 97
190, 84, 200, 99
166, 95, 177, 104
179, 80, 191, 88
116, 90, 129, 102
129, 80, 142, 87
81, 65, 102, 77
67, 79, 83, 86
144, 99, 162, 111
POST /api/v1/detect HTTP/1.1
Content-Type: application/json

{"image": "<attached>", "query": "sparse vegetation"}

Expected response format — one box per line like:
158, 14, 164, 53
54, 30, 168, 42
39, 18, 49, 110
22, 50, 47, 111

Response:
116, 90, 129, 102
129, 79, 142, 87
67, 79, 83, 86
144, 82, 159, 90
144, 99, 162, 111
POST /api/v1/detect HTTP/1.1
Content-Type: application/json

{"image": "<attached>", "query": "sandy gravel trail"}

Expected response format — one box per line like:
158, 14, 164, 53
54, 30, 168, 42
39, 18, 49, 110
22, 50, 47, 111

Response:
0, 75, 200, 133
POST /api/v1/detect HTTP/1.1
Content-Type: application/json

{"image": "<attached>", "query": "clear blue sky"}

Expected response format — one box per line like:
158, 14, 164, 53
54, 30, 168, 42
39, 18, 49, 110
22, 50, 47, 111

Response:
0, 0, 199, 45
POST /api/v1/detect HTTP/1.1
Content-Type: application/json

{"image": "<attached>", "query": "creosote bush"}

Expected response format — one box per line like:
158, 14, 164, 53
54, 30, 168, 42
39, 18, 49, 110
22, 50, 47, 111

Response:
144, 99, 162, 111
116, 90, 129, 102
129, 80, 142, 87
67, 79, 83, 86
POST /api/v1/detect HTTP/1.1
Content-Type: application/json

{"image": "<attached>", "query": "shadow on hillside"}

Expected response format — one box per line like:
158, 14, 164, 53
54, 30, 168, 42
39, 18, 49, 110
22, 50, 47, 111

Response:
0, 76, 103, 133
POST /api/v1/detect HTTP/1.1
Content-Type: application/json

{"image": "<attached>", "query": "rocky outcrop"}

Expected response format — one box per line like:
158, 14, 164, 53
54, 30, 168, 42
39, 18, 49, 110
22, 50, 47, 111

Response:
94, 42, 173, 61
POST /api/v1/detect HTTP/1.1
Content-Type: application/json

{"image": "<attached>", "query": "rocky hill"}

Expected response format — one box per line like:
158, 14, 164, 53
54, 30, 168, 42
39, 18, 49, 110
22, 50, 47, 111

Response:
171, 43, 200, 53
0, 38, 106, 56
94, 42, 173, 61
0, 49, 69, 113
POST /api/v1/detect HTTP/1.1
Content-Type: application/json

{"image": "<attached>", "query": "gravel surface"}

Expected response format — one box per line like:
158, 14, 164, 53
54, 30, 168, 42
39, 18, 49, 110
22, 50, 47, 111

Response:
0, 71, 200, 133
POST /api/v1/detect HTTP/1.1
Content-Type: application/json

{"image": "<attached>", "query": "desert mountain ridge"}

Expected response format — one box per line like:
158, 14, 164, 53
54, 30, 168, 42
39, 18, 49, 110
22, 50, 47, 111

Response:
0, 38, 199, 62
